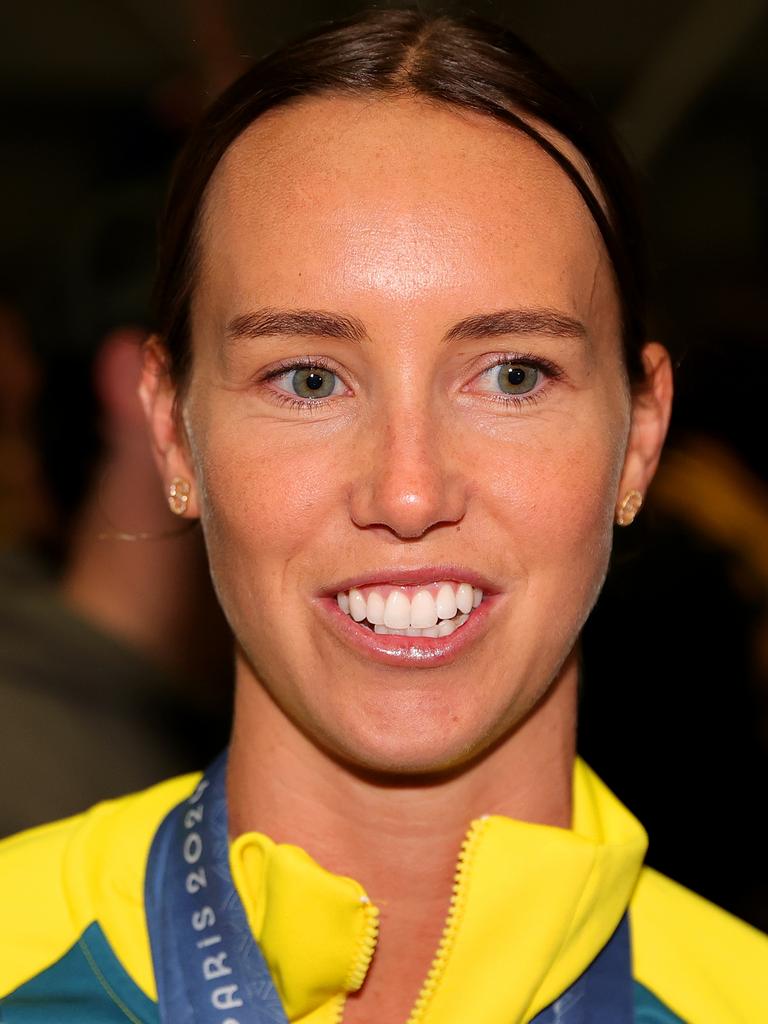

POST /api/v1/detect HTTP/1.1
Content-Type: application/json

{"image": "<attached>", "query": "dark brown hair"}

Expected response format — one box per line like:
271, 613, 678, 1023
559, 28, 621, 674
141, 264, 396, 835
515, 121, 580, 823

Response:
152, 8, 647, 385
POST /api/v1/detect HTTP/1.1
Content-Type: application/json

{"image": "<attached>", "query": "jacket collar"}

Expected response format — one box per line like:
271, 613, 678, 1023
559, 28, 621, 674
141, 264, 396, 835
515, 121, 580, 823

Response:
229, 759, 647, 1022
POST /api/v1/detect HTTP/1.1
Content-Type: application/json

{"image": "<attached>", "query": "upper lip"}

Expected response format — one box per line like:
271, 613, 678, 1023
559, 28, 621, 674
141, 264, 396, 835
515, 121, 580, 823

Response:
321, 565, 500, 596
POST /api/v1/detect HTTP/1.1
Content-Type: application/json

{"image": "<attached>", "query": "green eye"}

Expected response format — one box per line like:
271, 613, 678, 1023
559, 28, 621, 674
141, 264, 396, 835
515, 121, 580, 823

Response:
496, 363, 539, 395
290, 367, 337, 399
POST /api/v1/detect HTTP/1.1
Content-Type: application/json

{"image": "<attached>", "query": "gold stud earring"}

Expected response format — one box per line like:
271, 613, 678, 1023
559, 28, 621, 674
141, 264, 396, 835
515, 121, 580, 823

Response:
616, 489, 643, 527
168, 476, 191, 516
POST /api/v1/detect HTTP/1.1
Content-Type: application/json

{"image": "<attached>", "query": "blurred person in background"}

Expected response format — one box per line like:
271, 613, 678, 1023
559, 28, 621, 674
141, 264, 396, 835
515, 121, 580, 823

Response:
1, 10, 766, 1023
0, 203, 232, 836
0, 0, 243, 836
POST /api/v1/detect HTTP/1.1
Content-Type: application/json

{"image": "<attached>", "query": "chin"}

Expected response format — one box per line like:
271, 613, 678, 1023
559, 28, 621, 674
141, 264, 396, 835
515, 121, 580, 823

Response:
309, 696, 511, 779
331, 739, 485, 779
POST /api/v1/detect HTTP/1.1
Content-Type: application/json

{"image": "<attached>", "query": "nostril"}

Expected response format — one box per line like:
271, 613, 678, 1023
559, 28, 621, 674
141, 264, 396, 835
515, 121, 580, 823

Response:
348, 457, 467, 539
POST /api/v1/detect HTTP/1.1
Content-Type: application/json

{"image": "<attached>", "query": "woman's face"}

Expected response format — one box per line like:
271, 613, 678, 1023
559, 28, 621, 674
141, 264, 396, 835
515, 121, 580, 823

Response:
146, 95, 670, 774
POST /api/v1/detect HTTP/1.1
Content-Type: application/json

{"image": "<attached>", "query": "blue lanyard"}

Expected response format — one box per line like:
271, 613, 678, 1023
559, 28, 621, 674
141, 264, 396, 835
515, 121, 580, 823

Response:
145, 753, 288, 1024
530, 913, 634, 1023
145, 753, 634, 1024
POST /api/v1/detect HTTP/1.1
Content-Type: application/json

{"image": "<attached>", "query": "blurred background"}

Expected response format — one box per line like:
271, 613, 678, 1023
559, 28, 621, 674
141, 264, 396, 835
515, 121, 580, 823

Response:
0, 0, 766, 929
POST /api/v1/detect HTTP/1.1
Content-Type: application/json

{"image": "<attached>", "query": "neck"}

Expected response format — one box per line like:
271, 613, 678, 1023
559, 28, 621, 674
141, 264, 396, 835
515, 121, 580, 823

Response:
59, 434, 209, 683
228, 654, 577, 1020
227, 652, 577, 902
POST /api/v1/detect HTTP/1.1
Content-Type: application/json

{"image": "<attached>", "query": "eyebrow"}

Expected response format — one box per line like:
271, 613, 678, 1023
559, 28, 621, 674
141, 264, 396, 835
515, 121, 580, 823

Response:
225, 306, 586, 345
443, 308, 586, 343
226, 308, 367, 343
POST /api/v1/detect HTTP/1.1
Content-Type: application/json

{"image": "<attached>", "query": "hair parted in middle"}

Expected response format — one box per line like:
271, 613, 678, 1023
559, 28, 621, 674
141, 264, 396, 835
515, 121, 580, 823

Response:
152, 8, 647, 389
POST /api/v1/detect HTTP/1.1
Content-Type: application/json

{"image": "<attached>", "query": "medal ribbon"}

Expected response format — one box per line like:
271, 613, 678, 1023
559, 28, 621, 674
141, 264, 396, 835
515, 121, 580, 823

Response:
145, 753, 288, 1024
146, 752, 634, 1024
530, 912, 634, 1023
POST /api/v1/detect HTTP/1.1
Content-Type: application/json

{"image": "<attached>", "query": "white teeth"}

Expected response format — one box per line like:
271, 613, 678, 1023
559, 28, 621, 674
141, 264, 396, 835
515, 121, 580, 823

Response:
366, 591, 386, 625
384, 590, 411, 629
435, 583, 457, 620
374, 619, 467, 638
410, 590, 438, 628
338, 581, 485, 634
443, 614, 467, 634
349, 588, 367, 622
456, 583, 474, 614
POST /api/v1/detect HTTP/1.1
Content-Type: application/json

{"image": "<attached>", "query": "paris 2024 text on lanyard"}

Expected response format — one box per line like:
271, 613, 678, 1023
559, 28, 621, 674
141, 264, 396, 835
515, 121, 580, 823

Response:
144, 753, 634, 1024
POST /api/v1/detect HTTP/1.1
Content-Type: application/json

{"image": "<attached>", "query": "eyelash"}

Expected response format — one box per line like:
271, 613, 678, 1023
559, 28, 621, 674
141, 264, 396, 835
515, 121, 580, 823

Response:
260, 356, 346, 414
473, 353, 564, 408
258, 352, 564, 412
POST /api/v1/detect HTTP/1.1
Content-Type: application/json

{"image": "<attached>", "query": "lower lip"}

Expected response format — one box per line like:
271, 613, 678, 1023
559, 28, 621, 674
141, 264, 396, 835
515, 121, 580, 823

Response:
316, 595, 497, 668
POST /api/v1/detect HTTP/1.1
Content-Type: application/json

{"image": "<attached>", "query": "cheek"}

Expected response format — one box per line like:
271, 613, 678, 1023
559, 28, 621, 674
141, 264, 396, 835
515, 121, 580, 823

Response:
189, 415, 346, 595
482, 422, 623, 582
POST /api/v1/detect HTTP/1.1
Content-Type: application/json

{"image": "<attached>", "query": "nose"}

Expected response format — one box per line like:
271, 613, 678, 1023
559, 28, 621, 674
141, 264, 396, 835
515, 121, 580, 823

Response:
348, 403, 468, 540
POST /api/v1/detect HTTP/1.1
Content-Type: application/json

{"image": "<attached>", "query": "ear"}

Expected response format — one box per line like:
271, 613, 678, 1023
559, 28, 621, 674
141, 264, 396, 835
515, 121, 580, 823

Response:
94, 327, 148, 431
138, 337, 200, 518
616, 342, 674, 511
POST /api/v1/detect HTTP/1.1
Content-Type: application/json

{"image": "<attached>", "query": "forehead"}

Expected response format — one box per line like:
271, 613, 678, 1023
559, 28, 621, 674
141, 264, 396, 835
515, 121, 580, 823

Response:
197, 94, 614, 327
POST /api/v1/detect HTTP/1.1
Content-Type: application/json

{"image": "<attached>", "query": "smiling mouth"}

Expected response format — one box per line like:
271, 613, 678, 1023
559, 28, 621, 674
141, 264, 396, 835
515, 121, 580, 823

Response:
335, 580, 484, 638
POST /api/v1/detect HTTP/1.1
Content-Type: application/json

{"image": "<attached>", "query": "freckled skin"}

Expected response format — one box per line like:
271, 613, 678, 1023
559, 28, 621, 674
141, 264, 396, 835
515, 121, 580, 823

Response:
146, 94, 670, 782
141, 94, 672, 1021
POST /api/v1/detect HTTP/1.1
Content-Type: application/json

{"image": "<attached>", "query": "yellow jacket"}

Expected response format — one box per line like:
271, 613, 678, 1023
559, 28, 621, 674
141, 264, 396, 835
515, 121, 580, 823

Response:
2, 759, 767, 1022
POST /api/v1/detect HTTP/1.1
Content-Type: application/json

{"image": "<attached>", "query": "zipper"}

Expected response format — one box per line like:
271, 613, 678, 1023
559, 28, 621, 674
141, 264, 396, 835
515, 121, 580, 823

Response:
335, 818, 490, 1024
404, 815, 492, 1024
331, 993, 347, 1024
335, 895, 381, 1023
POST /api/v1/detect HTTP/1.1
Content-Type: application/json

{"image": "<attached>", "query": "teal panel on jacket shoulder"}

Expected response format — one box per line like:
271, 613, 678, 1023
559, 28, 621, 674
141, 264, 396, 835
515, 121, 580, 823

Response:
0, 922, 158, 1024
0, 924, 685, 1024
634, 980, 686, 1022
